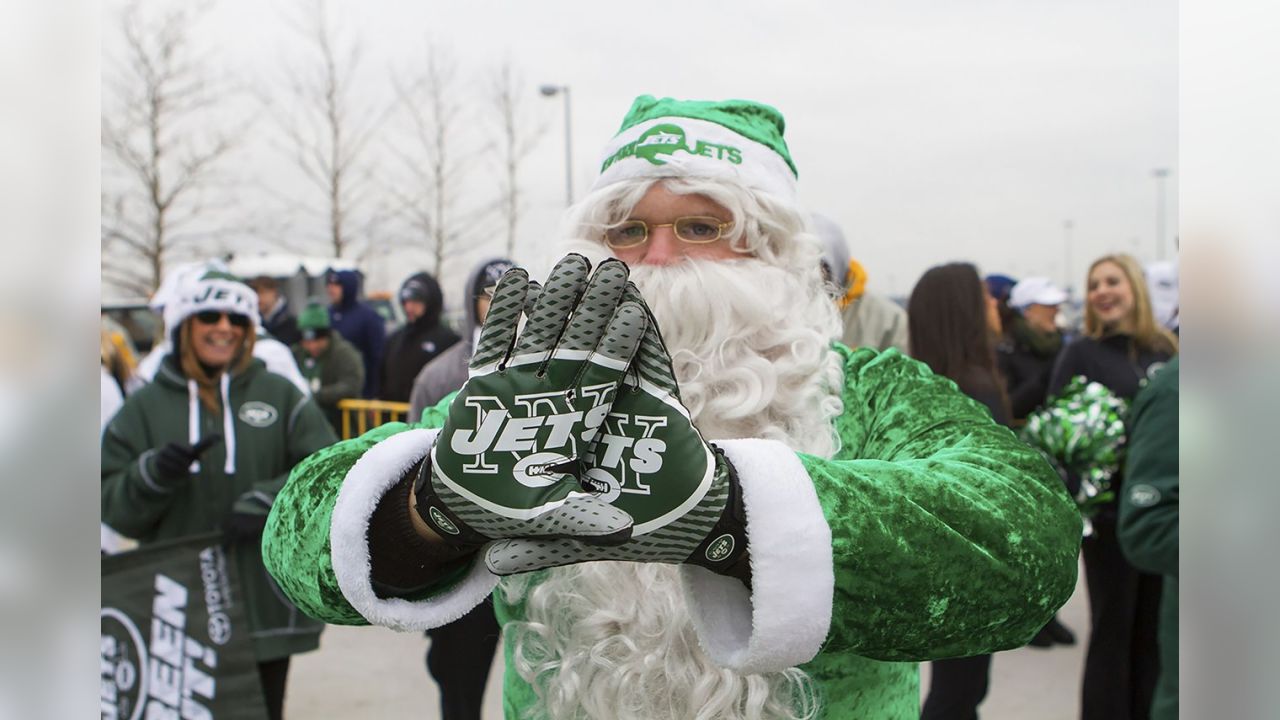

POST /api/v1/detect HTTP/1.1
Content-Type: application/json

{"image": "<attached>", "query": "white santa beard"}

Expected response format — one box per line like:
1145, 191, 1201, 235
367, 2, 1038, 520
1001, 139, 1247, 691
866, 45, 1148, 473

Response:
501, 247, 842, 720
628, 257, 843, 455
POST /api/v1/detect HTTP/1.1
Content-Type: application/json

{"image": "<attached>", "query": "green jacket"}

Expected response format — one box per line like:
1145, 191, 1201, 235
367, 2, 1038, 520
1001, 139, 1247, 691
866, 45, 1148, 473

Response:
102, 355, 337, 662
1118, 357, 1179, 720
292, 334, 365, 434
262, 346, 1081, 718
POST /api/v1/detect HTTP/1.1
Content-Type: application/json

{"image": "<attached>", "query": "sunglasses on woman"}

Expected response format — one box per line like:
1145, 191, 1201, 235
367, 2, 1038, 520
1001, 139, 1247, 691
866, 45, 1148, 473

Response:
194, 311, 252, 328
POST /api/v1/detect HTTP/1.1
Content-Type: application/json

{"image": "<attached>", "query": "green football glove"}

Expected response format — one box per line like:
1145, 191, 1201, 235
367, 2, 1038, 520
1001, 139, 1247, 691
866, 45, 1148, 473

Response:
484, 282, 749, 578
415, 255, 645, 550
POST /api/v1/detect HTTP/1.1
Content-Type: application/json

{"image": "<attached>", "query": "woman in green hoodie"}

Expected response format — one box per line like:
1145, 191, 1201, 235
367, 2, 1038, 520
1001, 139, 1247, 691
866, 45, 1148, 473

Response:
102, 271, 338, 720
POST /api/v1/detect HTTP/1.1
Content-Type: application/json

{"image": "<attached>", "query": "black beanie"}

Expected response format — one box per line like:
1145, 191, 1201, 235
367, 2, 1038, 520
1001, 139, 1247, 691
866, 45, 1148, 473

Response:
471, 260, 516, 299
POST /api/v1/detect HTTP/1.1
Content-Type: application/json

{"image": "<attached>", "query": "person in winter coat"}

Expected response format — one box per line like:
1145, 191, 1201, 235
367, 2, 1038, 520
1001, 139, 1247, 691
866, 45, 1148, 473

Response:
260, 95, 1081, 720
403, 258, 513, 720
1049, 252, 1178, 720
409, 258, 515, 422
102, 271, 337, 720
379, 272, 459, 404
326, 269, 386, 398
811, 213, 909, 353
249, 275, 302, 346
999, 276, 1079, 649
292, 302, 365, 435
908, 262, 1014, 720
1117, 357, 1179, 720
999, 277, 1068, 420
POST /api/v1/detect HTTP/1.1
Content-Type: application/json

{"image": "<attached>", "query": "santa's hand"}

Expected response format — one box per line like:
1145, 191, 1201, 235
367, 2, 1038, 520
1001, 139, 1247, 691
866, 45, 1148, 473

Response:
484, 282, 749, 579
415, 255, 645, 548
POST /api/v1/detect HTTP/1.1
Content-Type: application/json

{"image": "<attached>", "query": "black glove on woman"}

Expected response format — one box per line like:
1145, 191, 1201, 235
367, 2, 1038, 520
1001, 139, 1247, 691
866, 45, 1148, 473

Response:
152, 435, 222, 483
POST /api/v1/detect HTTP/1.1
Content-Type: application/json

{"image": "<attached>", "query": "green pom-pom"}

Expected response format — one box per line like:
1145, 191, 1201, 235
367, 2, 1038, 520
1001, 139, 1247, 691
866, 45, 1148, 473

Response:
1019, 376, 1129, 517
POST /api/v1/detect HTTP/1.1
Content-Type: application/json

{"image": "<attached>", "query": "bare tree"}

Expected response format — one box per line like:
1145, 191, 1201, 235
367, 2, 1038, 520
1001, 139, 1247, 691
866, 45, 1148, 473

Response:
101, 1, 242, 296
487, 59, 547, 258
276, 0, 389, 260
385, 43, 493, 277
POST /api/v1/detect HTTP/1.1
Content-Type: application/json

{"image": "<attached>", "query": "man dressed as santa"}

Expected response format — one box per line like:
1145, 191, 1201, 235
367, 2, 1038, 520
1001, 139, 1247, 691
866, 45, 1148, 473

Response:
263, 95, 1080, 720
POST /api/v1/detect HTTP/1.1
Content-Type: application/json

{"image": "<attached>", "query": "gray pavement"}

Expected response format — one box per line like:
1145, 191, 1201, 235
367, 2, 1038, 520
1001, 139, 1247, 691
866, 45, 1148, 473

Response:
287, 563, 1088, 719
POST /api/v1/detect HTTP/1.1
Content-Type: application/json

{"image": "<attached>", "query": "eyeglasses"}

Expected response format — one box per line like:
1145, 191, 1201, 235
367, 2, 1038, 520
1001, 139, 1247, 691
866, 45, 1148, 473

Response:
194, 311, 252, 328
602, 216, 734, 249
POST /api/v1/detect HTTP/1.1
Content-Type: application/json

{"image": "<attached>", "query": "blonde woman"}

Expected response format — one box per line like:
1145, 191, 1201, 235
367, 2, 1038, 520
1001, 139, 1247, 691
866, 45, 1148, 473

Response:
102, 271, 337, 720
1048, 252, 1177, 720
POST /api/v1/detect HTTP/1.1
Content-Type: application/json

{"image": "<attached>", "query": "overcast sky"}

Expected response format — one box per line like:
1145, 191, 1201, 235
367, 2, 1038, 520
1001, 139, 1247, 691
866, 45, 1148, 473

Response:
102, 0, 1177, 302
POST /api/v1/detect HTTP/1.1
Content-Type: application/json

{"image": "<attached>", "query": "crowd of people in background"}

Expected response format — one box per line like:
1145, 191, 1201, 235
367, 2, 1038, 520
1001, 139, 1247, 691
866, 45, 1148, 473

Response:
99, 101, 1179, 720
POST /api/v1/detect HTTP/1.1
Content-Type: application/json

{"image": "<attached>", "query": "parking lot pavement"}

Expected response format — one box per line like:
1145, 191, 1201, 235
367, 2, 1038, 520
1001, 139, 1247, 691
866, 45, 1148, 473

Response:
288, 624, 506, 719
289, 564, 1088, 719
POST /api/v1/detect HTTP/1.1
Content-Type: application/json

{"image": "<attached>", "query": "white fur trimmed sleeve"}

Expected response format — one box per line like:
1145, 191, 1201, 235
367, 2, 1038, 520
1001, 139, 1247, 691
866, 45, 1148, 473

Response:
326, 428, 500, 630
679, 438, 834, 674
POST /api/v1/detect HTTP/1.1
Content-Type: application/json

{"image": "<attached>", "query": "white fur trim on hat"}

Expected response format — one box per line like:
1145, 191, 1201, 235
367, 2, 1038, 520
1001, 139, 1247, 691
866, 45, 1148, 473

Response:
592, 117, 798, 202
679, 438, 833, 673
329, 428, 500, 630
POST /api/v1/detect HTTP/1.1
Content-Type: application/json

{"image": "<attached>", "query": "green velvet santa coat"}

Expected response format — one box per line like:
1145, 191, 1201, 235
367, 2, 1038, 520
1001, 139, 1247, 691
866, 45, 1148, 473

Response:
262, 345, 1081, 718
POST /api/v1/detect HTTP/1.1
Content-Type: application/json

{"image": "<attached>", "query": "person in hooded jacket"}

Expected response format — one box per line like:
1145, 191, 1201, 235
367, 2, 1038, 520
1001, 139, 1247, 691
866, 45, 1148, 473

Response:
379, 271, 459, 404
102, 271, 337, 720
326, 269, 386, 398
409, 258, 515, 422
405, 258, 512, 720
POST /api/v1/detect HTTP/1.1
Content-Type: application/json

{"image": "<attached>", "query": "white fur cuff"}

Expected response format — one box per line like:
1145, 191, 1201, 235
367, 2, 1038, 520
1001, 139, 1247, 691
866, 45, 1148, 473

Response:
681, 438, 834, 674
329, 428, 500, 630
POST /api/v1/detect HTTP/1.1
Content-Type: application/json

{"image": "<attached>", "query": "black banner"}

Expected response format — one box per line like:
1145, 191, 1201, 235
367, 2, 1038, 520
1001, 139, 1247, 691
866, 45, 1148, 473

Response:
101, 533, 268, 720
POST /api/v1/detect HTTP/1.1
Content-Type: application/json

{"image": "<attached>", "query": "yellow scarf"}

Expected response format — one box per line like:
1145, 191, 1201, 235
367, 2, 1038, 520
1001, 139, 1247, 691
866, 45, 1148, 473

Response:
837, 258, 868, 309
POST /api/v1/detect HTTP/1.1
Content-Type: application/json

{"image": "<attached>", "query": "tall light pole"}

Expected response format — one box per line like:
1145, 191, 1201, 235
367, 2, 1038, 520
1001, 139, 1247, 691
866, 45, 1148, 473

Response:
1152, 168, 1170, 261
540, 84, 573, 206
1062, 219, 1074, 299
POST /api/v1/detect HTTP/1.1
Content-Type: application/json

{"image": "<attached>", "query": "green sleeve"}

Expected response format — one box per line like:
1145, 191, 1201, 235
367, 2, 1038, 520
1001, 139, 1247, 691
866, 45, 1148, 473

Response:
804, 347, 1082, 661
101, 397, 178, 539
262, 392, 451, 626
261, 421, 416, 625
1117, 361, 1178, 577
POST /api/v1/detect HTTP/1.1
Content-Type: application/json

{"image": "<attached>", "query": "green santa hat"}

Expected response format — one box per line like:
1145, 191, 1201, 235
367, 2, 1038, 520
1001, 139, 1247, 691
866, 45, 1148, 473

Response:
590, 95, 799, 202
